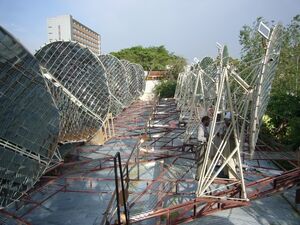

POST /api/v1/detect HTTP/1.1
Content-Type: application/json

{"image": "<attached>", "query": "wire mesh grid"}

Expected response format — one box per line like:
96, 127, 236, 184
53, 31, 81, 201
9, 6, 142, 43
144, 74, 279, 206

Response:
0, 26, 145, 209
99, 54, 132, 115
35, 41, 110, 142
249, 24, 283, 154
0, 27, 60, 207
121, 59, 144, 100
174, 24, 283, 200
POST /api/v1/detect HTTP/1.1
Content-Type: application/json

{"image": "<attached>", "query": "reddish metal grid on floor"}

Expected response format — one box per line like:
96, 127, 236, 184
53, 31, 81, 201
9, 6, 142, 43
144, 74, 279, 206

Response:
0, 98, 299, 225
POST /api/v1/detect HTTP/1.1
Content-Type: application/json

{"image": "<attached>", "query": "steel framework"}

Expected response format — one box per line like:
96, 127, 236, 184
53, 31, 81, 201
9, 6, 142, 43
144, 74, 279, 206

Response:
106, 98, 299, 224
35, 41, 110, 143
0, 27, 60, 207
1, 22, 299, 225
249, 23, 283, 155
0, 98, 299, 225
99, 54, 132, 115
0, 26, 145, 208
121, 59, 145, 99
175, 23, 284, 201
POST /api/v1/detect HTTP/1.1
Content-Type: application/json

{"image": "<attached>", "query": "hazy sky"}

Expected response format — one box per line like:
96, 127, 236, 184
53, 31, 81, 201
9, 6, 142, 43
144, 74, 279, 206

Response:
0, 0, 299, 61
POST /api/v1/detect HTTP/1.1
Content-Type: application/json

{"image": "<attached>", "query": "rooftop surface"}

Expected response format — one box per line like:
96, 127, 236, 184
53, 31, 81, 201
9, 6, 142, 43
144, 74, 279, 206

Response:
0, 98, 299, 225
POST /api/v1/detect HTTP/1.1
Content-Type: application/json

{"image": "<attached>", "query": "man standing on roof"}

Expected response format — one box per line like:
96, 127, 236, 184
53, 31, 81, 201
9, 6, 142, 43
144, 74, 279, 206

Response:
195, 116, 210, 180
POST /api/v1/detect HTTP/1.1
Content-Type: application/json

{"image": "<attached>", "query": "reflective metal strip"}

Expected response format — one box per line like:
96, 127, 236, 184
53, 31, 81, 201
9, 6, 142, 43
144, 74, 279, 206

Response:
0, 138, 48, 165
41, 68, 103, 123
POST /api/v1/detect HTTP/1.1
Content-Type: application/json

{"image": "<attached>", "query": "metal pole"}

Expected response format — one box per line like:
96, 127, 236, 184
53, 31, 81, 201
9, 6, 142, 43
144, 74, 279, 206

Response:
137, 144, 140, 180
117, 152, 129, 224
197, 66, 226, 196
126, 165, 129, 189
114, 156, 121, 224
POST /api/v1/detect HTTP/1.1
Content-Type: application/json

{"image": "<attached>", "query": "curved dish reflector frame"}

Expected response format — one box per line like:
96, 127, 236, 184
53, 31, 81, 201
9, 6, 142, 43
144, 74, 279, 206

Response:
99, 54, 132, 115
249, 24, 283, 155
0, 26, 60, 207
121, 59, 143, 100
35, 41, 110, 142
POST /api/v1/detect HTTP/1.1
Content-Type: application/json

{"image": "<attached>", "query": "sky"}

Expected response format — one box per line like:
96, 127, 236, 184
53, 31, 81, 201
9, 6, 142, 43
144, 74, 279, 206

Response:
0, 0, 299, 62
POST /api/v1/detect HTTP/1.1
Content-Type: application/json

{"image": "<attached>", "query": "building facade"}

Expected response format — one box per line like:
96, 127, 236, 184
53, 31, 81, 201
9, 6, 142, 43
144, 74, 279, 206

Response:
47, 15, 101, 55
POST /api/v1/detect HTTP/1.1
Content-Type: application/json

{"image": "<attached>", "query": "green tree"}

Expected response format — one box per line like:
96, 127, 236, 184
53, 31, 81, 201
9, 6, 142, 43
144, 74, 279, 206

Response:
154, 80, 177, 98
111, 45, 187, 75
222, 45, 229, 66
272, 15, 300, 96
200, 56, 214, 70
166, 55, 186, 80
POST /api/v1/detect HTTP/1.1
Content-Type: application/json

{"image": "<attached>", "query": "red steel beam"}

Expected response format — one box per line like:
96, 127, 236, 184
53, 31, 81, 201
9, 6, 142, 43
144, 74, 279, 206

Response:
0, 209, 31, 225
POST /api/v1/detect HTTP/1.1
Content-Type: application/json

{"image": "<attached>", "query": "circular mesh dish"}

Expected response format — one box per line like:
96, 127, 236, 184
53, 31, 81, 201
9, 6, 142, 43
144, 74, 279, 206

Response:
0, 27, 60, 207
132, 63, 145, 95
35, 41, 110, 142
121, 60, 144, 99
99, 54, 132, 115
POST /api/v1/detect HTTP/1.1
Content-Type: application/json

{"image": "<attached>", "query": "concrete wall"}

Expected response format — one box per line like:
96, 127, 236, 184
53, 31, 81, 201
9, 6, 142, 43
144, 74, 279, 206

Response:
140, 80, 160, 101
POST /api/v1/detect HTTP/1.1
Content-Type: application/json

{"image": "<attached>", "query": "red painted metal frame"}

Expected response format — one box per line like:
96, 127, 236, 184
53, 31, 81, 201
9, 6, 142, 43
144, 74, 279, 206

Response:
0, 100, 154, 224
124, 98, 300, 225
1, 99, 299, 225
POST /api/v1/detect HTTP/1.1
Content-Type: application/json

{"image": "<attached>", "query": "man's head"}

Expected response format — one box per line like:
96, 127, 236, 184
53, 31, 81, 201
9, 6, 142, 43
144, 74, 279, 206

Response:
201, 116, 210, 127
224, 118, 231, 127
224, 112, 231, 126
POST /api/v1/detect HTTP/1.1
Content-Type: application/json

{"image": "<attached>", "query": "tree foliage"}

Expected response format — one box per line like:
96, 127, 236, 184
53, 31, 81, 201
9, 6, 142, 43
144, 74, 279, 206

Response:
239, 15, 300, 149
154, 80, 177, 98
200, 56, 214, 70
111, 45, 186, 79
239, 17, 268, 62
166, 56, 187, 80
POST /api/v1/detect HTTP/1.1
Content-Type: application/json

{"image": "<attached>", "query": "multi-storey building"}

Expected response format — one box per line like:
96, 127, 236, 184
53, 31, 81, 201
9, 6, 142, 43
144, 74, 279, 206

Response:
47, 15, 101, 55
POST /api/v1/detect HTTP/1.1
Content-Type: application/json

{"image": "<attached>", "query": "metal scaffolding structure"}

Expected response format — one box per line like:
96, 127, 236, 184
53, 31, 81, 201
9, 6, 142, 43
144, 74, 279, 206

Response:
100, 98, 300, 225
249, 23, 283, 156
175, 61, 218, 143
175, 23, 284, 201
0, 26, 145, 208
1, 22, 299, 225
0, 97, 299, 225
